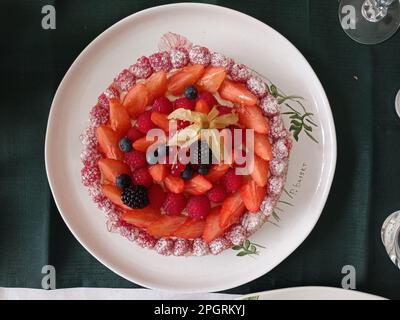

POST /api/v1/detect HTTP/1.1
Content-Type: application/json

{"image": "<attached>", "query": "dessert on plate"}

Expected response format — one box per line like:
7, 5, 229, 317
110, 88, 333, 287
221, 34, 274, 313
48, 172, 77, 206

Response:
80, 33, 291, 256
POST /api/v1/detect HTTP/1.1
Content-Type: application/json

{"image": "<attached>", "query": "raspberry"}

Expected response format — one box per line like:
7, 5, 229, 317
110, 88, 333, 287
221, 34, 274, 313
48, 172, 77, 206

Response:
169, 48, 189, 69
268, 176, 284, 197
80, 126, 98, 148
148, 184, 167, 209
154, 238, 174, 256
225, 225, 246, 246
230, 63, 251, 82
163, 192, 187, 215
129, 56, 153, 79
136, 111, 156, 134
136, 230, 156, 248
222, 168, 243, 193
189, 46, 211, 65
241, 212, 264, 234
173, 238, 191, 256
260, 196, 277, 217
197, 91, 217, 107
132, 167, 153, 187
170, 161, 186, 177
207, 185, 226, 203
246, 76, 268, 97
173, 97, 195, 110
149, 51, 172, 72
269, 158, 288, 176
209, 237, 230, 255
210, 52, 234, 72
126, 127, 144, 142
98, 86, 120, 108
89, 104, 109, 127
124, 150, 147, 170
269, 115, 288, 140
272, 138, 289, 159
114, 69, 135, 92
217, 105, 232, 115
81, 165, 101, 187
260, 95, 279, 117
152, 96, 173, 114
192, 238, 209, 256
187, 195, 210, 219
80, 146, 101, 167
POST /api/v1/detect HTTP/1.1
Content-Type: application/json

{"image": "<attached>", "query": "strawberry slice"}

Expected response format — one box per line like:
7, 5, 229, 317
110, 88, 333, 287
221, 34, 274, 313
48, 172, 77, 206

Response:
194, 99, 210, 114
219, 79, 257, 106
240, 179, 267, 212
173, 218, 206, 239
121, 207, 161, 228
184, 175, 212, 195
197, 66, 227, 93
132, 136, 158, 152
145, 71, 168, 104
220, 191, 246, 228
165, 174, 185, 194
147, 215, 187, 238
96, 125, 124, 160
151, 111, 169, 132
253, 132, 273, 161
251, 154, 269, 187
123, 84, 149, 118
236, 104, 269, 134
204, 164, 230, 183
168, 64, 205, 95
98, 158, 131, 184
109, 98, 131, 137
101, 184, 130, 210
203, 206, 226, 243
148, 164, 168, 182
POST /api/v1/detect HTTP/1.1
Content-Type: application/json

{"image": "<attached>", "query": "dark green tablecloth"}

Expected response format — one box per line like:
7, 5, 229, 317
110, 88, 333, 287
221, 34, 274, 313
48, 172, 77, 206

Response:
1, 0, 400, 298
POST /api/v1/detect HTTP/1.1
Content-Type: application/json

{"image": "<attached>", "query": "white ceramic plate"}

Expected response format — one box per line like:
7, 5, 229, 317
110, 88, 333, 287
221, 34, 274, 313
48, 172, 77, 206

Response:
45, 3, 336, 293
239, 287, 385, 300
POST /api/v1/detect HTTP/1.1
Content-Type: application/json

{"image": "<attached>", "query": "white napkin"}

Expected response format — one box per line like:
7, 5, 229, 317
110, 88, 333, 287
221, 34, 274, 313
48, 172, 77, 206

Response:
0, 287, 239, 300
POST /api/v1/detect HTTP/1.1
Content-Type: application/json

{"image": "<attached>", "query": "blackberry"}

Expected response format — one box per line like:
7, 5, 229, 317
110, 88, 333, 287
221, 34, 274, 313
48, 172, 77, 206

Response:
121, 185, 149, 209
184, 85, 198, 100
190, 140, 212, 165
116, 174, 132, 189
119, 137, 132, 152
198, 164, 209, 175
181, 165, 194, 180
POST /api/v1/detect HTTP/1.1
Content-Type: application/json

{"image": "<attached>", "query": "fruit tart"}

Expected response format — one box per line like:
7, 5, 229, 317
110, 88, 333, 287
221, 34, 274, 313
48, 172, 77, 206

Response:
80, 33, 291, 256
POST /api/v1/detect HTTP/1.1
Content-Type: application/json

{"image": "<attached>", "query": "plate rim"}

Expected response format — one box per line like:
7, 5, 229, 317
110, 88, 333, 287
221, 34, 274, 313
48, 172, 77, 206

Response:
45, 2, 337, 293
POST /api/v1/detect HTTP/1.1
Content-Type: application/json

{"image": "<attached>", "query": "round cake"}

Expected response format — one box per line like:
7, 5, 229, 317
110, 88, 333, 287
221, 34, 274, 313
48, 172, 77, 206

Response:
80, 33, 291, 256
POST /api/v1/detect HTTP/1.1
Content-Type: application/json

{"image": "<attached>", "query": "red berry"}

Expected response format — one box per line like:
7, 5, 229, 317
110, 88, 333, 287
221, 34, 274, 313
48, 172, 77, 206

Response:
187, 195, 211, 219
222, 168, 243, 193
126, 127, 144, 142
114, 69, 135, 92
132, 167, 153, 187
136, 111, 156, 134
149, 51, 172, 72
217, 105, 232, 115
170, 161, 186, 177
174, 97, 195, 110
207, 185, 226, 203
124, 150, 147, 170
197, 91, 218, 107
129, 56, 153, 79
163, 192, 187, 215
170, 48, 189, 69
230, 63, 251, 82
189, 46, 211, 65
152, 96, 173, 114
81, 165, 101, 187
98, 86, 120, 108
148, 184, 167, 209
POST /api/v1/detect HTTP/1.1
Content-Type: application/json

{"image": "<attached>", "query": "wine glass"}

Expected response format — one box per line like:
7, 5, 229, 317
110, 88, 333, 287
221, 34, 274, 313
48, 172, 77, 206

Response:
339, 0, 400, 44
381, 211, 400, 268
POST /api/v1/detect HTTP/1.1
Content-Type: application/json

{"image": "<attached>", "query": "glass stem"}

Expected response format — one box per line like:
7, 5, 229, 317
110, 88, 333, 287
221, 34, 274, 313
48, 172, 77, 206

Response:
361, 0, 393, 22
